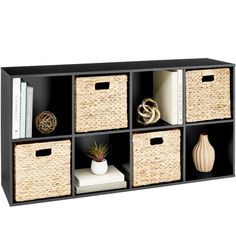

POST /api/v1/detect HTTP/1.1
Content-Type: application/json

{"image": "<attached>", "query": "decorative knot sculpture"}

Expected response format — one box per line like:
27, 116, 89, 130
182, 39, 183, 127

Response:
137, 98, 161, 126
35, 111, 57, 134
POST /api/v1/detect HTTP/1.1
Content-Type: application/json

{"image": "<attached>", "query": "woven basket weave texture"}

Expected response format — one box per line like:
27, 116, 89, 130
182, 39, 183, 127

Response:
133, 129, 181, 187
75, 75, 128, 132
186, 68, 231, 122
14, 140, 71, 202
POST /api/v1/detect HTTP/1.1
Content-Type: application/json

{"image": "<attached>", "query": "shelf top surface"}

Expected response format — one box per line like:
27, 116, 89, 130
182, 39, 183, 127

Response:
2, 58, 234, 76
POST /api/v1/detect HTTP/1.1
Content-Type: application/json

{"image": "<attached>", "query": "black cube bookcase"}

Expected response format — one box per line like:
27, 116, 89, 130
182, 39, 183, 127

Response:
1, 58, 235, 206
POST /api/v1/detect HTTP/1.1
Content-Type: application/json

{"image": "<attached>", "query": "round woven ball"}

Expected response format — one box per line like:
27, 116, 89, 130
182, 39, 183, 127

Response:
35, 111, 57, 134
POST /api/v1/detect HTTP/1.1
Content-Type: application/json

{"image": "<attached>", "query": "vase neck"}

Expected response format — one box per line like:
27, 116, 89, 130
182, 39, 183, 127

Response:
199, 133, 209, 142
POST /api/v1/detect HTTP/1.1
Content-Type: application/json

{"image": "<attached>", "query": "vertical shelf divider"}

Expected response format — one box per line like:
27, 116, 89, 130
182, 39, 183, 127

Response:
2, 71, 14, 204
129, 72, 133, 189
232, 66, 235, 176
182, 69, 187, 182
71, 75, 75, 196
9, 76, 14, 204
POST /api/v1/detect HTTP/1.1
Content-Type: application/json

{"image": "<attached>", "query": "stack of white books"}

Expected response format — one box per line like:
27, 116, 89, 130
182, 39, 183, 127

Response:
153, 70, 183, 125
12, 78, 33, 139
75, 165, 127, 194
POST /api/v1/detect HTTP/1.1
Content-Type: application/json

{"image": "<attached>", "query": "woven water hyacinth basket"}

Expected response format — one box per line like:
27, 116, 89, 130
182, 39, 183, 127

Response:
75, 75, 128, 132
14, 140, 71, 202
186, 68, 231, 122
132, 129, 181, 187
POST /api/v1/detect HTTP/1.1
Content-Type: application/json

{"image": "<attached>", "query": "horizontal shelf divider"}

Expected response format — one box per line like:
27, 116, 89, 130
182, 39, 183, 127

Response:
131, 180, 185, 191
74, 128, 131, 137
132, 124, 184, 133
11, 134, 73, 143
12, 195, 73, 206
73, 188, 130, 199
185, 119, 234, 127
185, 174, 235, 184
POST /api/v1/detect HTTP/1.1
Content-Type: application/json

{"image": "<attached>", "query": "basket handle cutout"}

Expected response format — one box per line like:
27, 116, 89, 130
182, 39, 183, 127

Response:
150, 137, 163, 145
95, 82, 110, 90
202, 75, 214, 82
36, 148, 52, 157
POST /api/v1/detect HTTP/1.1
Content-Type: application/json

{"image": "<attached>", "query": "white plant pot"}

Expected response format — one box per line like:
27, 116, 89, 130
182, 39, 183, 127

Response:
91, 159, 108, 175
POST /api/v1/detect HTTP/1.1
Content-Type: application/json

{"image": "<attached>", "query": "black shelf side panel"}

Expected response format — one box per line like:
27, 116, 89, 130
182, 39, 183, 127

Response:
1, 69, 13, 204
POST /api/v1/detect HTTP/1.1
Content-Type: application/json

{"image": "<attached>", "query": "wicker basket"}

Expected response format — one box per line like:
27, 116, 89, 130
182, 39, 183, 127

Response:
132, 129, 181, 187
75, 75, 128, 132
14, 140, 71, 202
186, 68, 231, 122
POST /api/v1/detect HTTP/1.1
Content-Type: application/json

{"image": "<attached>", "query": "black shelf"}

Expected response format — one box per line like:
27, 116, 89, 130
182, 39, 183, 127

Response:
1, 58, 235, 206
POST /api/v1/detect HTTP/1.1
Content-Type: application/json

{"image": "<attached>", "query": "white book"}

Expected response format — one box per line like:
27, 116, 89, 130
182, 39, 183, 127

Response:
20, 81, 27, 138
12, 78, 21, 139
177, 70, 183, 124
75, 181, 127, 194
75, 165, 125, 187
153, 71, 178, 125
26, 85, 33, 138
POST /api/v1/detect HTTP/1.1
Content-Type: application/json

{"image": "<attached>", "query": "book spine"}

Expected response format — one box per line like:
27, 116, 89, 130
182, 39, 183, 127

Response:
77, 174, 125, 186
75, 181, 127, 194
12, 78, 21, 139
177, 70, 183, 124
26, 86, 33, 138
20, 82, 27, 138
172, 72, 178, 125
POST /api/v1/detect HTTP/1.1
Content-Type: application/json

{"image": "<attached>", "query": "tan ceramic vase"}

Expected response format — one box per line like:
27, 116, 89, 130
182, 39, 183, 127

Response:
192, 133, 215, 172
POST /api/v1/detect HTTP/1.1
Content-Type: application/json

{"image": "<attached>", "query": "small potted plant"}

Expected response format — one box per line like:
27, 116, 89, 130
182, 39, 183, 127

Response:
87, 141, 109, 175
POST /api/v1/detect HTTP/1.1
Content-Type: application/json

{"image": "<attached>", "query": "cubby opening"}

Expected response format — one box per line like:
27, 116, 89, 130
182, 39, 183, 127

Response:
21, 75, 72, 138
74, 132, 130, 194
132, 70, 183, 129
186, 122, 234, 181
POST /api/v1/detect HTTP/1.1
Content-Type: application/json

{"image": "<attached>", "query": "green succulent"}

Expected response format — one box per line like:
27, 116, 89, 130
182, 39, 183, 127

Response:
87, 141, 109, 162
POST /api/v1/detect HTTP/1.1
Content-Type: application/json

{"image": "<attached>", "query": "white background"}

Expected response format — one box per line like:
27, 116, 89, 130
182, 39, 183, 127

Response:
0, 0, 235, 235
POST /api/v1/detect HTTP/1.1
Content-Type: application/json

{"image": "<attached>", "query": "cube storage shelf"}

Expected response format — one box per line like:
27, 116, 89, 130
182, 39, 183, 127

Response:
1, 58, 235, 206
